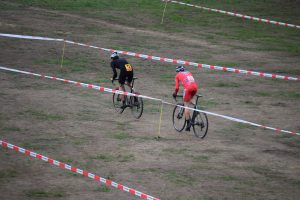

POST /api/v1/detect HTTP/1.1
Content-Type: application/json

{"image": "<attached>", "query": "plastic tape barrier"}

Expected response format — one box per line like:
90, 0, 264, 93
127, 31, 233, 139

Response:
164, 0, 300, 29
0, 140, 160, 200
0, 65, 299, 136
1, 33, 299, 81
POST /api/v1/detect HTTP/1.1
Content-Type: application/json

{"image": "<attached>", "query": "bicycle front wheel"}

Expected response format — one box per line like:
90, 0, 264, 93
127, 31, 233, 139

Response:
131, 96, 143, 119
172, 103, 186, 132
192, 109, 208, 138
112, 93, 123, 113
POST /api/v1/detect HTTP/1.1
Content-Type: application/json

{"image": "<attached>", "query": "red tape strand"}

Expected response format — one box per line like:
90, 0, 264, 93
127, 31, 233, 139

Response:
165, 0, 300, 29
0, 33, 299, 81
0, 140, 160, 200
0, 65, 299, 136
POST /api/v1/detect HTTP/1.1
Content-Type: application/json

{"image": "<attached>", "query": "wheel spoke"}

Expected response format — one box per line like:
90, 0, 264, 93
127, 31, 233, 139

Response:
192, 111, 208, 139
131, 96, 143, 119
172, 104, 186, 132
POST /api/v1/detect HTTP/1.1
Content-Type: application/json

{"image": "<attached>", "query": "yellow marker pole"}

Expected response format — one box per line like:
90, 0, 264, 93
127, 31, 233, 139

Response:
60, 40, 66, 68
161, 0, 168, 24
158, 101, 164, 136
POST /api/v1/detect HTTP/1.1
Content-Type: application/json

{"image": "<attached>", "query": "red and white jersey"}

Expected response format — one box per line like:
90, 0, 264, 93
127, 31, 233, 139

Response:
175, 71, 197, 93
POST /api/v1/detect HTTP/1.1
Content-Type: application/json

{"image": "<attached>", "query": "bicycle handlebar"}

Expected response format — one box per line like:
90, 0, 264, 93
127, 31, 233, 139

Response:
173, 94, 203, 102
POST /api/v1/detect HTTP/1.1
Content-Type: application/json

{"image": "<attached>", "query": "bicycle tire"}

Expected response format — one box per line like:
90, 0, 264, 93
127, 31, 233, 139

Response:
131, 95, 143, 119
172, 103, 186, 132
112, 93, 124, 113
192, 107, 209, 138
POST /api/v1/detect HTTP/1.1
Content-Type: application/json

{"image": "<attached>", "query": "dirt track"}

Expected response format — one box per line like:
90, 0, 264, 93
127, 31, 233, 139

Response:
0, 1, 300, 200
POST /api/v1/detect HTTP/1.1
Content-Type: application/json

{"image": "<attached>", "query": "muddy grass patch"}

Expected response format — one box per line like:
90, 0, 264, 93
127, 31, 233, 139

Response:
0, 169, 18, 179
17, 109, 65, 121
24, 188, 67, 198
90, 153, 135, 163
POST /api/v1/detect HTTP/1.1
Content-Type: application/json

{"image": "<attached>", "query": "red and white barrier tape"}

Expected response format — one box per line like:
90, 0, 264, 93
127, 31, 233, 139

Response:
1, 65, 299, 136
0, 140, 159, 200
162, 102, 300, 136
164, 0, 300, 29
1, 33, 299, 81
0, 33, 64, 41
0, 66, 161, 102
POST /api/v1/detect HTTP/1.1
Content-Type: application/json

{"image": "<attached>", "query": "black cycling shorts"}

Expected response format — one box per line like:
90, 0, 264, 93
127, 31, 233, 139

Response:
118, 71, 133, 85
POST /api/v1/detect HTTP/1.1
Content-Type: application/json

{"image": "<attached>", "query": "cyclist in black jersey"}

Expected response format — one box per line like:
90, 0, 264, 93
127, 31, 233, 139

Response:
110, 51, 134, 108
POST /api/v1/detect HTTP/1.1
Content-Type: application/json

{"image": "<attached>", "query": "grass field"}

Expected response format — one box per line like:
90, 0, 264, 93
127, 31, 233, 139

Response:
0, 0, 300, 200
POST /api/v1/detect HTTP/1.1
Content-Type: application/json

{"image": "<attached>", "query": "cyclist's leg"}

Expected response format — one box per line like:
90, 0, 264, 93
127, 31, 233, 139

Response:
118, 73, 126, 104
184, 87, 197, 131
126, 71, 133, 90
126, 72, 137, 103
183, 89, 191, 131
183, 89, 191, 121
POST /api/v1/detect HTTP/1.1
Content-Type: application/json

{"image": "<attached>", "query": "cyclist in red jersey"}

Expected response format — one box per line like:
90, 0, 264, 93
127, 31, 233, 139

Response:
173, 66, 198, 131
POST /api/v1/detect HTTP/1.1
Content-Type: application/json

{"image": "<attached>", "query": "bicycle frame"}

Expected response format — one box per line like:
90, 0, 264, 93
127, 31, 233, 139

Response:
173, 94, 208, 138
112, 77, 143, 119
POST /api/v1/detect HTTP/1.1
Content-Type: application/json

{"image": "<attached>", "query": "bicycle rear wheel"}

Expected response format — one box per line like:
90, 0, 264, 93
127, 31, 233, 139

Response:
131, 96, 143, 119
112, 93, 124, 113
172, 103, 186, 132
192, 108, 208, 138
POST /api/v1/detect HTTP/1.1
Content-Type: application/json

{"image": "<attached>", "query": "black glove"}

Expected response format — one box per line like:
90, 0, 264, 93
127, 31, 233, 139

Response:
172, 92, 177, 98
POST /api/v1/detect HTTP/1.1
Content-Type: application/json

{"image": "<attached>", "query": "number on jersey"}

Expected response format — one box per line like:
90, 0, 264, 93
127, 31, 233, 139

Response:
125, 64, 133, 71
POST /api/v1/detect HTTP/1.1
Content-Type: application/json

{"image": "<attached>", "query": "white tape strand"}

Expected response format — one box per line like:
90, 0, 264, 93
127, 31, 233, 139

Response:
0, 65, 299, 136
1, 33, 299, 81
166, 0, 300, 29
0, 140, 160, 200
0, 33, 64, 41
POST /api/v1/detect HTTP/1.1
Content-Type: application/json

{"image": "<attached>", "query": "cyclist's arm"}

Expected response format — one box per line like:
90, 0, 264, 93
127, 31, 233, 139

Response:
111, 62, 117, 80
174, 74, 180, 94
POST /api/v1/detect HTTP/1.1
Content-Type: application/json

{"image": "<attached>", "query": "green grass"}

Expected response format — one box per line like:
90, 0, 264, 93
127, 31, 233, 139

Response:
10, 0, 300, 54
199, 99, 218, 109
0, 169, 18, 178
90, 154, 114, 162
254, 91, 300, 99
195, 197, 214, 200
90, 153, 135, 162
235, 123, 256, 130
189, 155, 209, 162
282, 92, 300, 99
219, 175, 239, 181
21, 142, 51, 151
112, 131, 133, 140
129, 168, 160, 173
98, 185, 112, 193
2, 126, 21, 132
162, 148, 189, 155
212, 82, 241, 88
255, 91, 272, 97
34, 57, 93, 73
165, 170, 195, 186
143, 103, 162, 114
159, 73, 174, 83
24, 189, 66, 198
242, 100, 260, 106
249, 166, 283, 179
18, 109, 64, 121
76, 109, 99, 121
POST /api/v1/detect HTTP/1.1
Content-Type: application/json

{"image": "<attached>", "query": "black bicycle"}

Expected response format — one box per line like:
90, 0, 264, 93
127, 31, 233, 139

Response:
172, 94, 209, 138
112, 77, 144, 119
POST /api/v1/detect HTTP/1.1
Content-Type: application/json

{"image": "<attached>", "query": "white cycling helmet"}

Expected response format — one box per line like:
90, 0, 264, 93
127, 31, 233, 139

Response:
110, 51, 119, 59
176, 65, 185, 72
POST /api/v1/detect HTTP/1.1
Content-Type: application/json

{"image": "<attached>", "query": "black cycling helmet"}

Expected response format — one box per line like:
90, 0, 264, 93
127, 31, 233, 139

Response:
176, 65, 185, 72
110, 51, 119, 59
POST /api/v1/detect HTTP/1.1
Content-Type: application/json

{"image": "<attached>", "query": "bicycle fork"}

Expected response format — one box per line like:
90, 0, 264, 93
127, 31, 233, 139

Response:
177, 107, 184, 119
